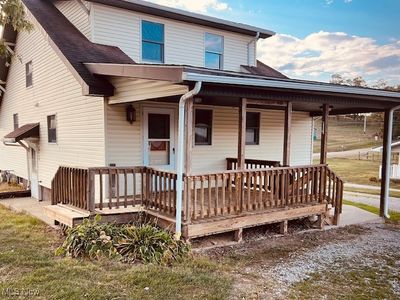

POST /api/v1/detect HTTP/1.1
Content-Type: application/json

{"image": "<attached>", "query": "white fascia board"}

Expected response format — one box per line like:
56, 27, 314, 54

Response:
182, 72, 400, 100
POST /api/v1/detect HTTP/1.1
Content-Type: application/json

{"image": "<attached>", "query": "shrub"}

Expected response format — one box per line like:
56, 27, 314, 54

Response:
56, 216, 190, 265
116, 223, 190, 265
56, 215, 121, 260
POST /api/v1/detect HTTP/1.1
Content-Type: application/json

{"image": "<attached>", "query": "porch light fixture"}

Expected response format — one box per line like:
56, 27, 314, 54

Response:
126, 105, 136, 124
194, 97, 202, 104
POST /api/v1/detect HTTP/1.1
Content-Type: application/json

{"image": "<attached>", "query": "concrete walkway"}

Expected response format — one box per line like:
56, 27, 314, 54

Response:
336, 204, 383, 227
0, 197, 56, 227
344, 191, 400, 212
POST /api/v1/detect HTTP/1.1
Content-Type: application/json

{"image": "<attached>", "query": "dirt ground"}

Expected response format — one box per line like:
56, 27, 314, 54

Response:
0, 182, 24, 192
200, 223, 400, 299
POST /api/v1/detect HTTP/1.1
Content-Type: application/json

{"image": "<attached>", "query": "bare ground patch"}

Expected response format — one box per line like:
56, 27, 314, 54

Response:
199, 224, 400, 299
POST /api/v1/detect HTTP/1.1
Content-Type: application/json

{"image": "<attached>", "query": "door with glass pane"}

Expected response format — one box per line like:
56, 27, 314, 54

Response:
143, 108, 175, 170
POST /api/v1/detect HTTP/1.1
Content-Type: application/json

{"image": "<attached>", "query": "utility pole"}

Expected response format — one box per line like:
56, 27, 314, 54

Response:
364, 114, 367, 134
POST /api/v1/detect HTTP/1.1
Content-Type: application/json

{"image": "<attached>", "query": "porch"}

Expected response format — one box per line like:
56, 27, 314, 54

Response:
47, 157, 343, 239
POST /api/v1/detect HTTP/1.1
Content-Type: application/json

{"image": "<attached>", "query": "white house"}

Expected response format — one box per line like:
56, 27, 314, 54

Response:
373, 141, 400, 179
0, 0, 399, 239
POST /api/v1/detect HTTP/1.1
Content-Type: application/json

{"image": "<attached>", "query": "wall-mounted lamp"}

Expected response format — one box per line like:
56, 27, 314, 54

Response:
194, 97, 202, 104
126, 105, 136, 124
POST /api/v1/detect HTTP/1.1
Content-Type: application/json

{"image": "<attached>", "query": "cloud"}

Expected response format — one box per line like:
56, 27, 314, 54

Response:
257, 31, 400, 84
148, 0, 229, 13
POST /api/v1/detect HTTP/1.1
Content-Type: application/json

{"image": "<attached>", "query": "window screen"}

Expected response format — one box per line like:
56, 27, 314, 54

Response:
142, 20, 164, 63
205, 33, 223, 69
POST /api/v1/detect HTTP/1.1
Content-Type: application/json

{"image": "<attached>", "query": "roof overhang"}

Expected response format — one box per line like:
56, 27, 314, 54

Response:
85, 0, 274, 39
85, 63, 400, 112
3, 123, 40, 143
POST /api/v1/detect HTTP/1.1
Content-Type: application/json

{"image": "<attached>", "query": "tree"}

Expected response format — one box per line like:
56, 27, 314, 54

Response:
0, 0, 32, 58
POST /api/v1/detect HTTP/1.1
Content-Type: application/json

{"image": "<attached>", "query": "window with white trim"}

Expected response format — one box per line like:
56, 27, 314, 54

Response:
142, 20, 164, 63
47, 115, 57, 143
25, 61, 33, 87
205, 33, 223, 69
13, 113, 19, 130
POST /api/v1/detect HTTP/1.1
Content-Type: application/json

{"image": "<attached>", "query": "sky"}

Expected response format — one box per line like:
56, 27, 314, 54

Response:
149, 0, 400, 85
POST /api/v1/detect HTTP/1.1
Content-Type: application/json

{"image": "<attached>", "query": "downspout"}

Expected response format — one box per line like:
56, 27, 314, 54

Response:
382, 105, 400, 219
175, 81, 202, 240
247, 32, 260, 66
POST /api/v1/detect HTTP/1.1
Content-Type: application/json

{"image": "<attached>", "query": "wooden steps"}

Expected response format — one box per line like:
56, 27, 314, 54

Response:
44, 204, 145, 227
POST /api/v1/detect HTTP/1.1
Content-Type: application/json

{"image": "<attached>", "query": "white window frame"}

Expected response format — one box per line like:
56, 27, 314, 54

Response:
141, 19, 165, 64
194, 107, 214, 146
204, 32, 224, 70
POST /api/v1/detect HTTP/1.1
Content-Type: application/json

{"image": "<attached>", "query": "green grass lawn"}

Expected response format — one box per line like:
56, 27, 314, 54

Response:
314, 118, 382, 153
0, 205, 231, 300
324, 158, 400, 190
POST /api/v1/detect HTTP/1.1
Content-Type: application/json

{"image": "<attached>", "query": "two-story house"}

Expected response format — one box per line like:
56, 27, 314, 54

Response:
1, 0, 399, 240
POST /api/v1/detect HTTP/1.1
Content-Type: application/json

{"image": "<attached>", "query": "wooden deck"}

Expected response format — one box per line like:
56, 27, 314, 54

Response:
48, 159, 343, 239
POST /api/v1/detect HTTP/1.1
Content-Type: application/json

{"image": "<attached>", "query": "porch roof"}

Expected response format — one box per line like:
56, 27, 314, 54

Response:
86, 63, 400, 115
3, 123, 40, 143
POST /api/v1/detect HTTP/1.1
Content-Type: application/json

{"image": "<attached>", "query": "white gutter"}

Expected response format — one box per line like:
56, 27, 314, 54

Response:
382, 105, 400, 219
182, 72, 400, 100
175, 81, 202, 240
247, 32, 260, 66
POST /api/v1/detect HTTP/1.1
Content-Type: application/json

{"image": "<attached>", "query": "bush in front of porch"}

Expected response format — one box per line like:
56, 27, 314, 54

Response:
56, 215, 190, 265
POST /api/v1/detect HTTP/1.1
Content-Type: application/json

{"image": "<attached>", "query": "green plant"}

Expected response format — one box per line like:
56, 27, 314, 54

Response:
56, 215, 121, 260
56, 216, 190, 265
116, 222, 190, 265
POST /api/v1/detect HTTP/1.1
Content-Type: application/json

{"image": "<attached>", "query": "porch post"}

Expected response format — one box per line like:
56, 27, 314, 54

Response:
380, 108, 394, 218
320, 104, 330, 165
184, 98, 194, 175
283, 102, 292, 166
238, 98, 247, 169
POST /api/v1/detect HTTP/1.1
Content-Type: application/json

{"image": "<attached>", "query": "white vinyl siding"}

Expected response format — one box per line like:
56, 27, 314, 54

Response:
108, 77, 188, 104
54, 0, 91, 39
91, 3, 255, 71
191, 107, 313, 173
105, 102, 313, 174
0, 26, 105, 189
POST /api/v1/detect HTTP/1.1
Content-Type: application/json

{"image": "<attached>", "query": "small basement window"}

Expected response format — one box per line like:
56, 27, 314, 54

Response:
13, 113, 19, 130
142, 20, 164, 63
195, 109, 212, 145
47, 115, 57, 143
25, 61, 33, 87
205, 33, 223, 69
246, 112, 260, 145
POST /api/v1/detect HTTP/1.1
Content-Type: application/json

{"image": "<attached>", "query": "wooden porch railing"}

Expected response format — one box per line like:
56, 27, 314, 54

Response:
51, 166, 89, 210
183, 164, 338, 222
226, 157, 281, 170
51, 163, 343, 225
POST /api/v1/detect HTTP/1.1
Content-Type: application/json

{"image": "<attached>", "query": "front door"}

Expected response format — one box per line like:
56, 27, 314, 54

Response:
143, 108, 175, 170
30, 148, 40, 199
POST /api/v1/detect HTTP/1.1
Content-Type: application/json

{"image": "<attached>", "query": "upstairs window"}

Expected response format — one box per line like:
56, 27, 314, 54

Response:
246, 112, 260, 145
195, 109, 212, 145
142, 20, 164, 63
25, 61, 33, 87
13, 113, 19, 130
47, 115, 57, 143
205, 33, 223, 69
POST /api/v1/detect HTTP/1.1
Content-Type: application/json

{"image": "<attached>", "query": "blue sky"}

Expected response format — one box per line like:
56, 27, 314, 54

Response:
151, 0, 400, 85
218, 0, 400, 45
